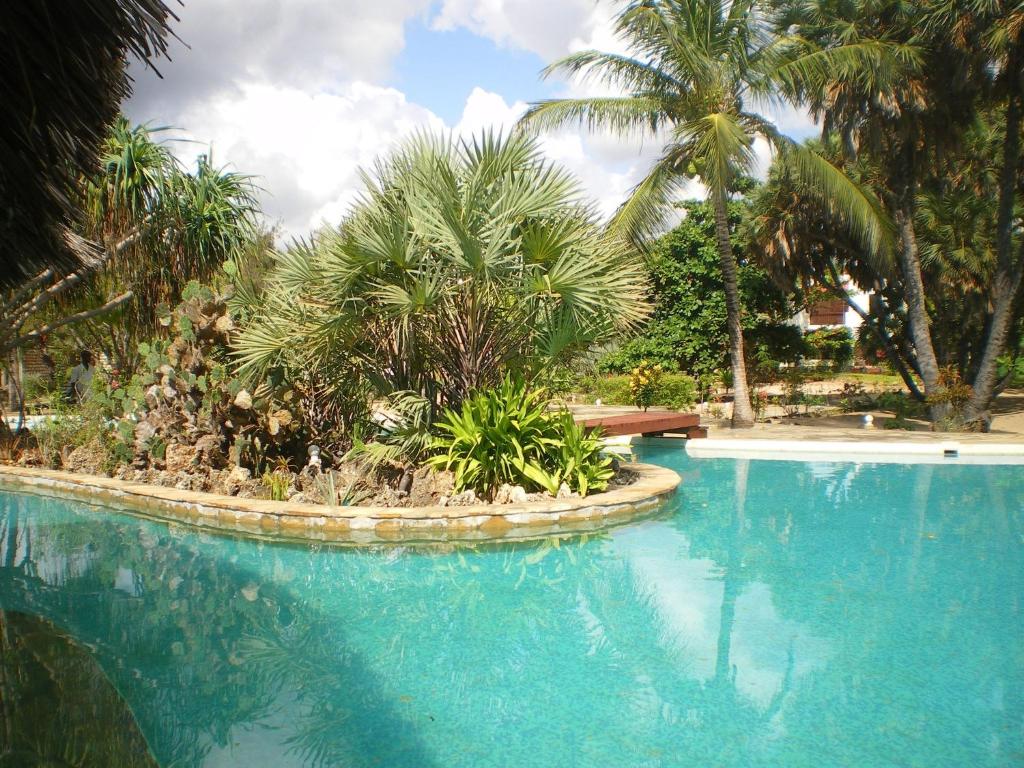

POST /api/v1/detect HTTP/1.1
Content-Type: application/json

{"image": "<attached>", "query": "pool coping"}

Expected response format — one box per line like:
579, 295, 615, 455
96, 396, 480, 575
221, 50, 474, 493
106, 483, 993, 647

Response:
0, 463, 681, 546
684, 437, 1024, 463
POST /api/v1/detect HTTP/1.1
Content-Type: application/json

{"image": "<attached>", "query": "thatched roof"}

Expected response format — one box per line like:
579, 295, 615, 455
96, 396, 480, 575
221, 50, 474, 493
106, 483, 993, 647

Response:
0, 0, 175, 287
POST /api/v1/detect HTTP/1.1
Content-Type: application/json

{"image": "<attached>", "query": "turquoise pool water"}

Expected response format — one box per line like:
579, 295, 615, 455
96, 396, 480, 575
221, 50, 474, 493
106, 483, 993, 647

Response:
0, 446, 1022, 767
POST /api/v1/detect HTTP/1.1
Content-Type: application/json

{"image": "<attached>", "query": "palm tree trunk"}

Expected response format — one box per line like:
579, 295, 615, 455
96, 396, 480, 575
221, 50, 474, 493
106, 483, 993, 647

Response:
963, 88, 1023, 429
894, 203, 945, 422
712, 192, 754, 427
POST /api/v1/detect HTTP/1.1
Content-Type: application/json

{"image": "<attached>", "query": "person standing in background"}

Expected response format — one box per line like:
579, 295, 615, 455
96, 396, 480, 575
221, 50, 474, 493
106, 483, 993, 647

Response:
66, 350, 95, 403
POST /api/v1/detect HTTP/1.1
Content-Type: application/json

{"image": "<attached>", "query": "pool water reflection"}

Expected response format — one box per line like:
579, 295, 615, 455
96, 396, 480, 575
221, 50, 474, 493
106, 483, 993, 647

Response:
0, 447, 1021, 766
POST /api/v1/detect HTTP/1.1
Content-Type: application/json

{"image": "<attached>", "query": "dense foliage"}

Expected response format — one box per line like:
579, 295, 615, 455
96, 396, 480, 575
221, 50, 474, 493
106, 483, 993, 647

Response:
754, 0, 1024, 428
235, 132, 648, 413
600, 199, 802, 379
574, 373, 697, 411
428, 377, 613, 499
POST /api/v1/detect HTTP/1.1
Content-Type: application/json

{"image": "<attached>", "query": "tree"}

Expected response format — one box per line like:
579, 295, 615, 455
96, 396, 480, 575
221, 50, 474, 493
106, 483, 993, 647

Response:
926, 0, 1024, 423
234, 132, 649, 412
519, 0, 888, 426
2, 119, 262, 424
600, 197, 800, 380
0, 0, 174, 286
59, 119, 263, 373
769, 0, 1022, 427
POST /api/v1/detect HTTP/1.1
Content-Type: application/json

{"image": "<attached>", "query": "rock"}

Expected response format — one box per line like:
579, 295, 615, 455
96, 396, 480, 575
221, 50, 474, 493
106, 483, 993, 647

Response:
234, 390, 253, 410
228, 465, 251, 485
145, 384, 163, 409
494, 484, 529, 504
437, 495, 449, 507
133, 420, 156, 451
164, 442, 195, 473
556, 482, 576, 500
162, 385, 178, 400
194, 434, 225, 468
447, 489, 478, 506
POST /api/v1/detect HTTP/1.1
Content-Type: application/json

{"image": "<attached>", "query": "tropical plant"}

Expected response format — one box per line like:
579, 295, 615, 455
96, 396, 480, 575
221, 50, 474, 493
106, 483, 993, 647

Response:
345, 390, 435, 492
427, 377, 612, 499
598, 197, 801, 378
234, 131, 649, 413
546, 411, 615, 497
519, 0, 889, 426
427, 377, 562, 498
629, 362, 664, 411
55, 120, 263, 374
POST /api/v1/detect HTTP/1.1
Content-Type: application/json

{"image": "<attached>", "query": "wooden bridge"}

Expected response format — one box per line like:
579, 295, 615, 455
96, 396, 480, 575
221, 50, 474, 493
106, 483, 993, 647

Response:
576, 411, 707, 439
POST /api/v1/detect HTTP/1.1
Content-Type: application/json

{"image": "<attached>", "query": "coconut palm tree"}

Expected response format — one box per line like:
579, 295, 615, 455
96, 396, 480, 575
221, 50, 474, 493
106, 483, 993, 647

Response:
774, 1, 983, 421
234, 131, 649, 412
519, 0, 890, 426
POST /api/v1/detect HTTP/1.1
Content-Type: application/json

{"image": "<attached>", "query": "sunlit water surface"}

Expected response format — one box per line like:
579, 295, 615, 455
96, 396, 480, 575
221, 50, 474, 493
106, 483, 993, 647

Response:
1, 443, 1022, 767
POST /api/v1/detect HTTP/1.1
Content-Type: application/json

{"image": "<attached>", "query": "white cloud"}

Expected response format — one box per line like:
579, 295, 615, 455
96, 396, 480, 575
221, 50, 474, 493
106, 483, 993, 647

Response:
431, 0, 619, 60
453, 87, 527, 136
163, 81, 444, 236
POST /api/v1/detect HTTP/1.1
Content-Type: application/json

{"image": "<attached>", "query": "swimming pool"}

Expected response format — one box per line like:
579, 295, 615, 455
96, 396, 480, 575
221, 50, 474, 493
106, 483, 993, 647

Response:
0, 444, 1021, 767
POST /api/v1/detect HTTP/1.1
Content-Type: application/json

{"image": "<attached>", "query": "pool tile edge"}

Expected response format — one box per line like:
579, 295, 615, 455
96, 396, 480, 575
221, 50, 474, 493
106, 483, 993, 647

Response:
0, 463, 681, 546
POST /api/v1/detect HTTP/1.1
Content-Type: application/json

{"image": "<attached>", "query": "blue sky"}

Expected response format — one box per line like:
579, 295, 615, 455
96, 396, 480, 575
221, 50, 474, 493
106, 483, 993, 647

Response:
394, 19, 557, 125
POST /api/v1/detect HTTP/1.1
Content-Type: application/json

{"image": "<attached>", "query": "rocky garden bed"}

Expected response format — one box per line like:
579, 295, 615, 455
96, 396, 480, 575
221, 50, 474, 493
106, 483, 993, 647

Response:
18, 439, 638, 509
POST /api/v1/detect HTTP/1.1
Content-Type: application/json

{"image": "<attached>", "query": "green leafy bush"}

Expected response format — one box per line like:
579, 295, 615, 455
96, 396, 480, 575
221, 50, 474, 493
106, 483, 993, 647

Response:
629, 362, 663, 411
575, 373, 697, 410
598, 199, 797, 378
546, 411, 615, 498
804, 327, 854, 371
428, 378, 612, 500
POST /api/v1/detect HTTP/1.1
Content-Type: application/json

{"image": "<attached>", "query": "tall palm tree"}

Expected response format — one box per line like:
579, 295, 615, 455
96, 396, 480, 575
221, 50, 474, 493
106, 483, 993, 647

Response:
773, 0, 985, 423
925, 0, 1024, 424
519, 0, 889, 426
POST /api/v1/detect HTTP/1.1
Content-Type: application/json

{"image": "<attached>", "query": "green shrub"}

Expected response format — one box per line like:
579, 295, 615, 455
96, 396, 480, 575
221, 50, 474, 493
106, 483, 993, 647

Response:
629, 362, 664, 411
546, 411, 615, 498
575, 373, 696, 410
804, 327, 854, 371
428, 378, 613, 500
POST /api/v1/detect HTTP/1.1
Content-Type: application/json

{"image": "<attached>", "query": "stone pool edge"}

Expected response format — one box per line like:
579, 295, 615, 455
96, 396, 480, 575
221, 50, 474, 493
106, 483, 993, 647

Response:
0, 463, 681, 546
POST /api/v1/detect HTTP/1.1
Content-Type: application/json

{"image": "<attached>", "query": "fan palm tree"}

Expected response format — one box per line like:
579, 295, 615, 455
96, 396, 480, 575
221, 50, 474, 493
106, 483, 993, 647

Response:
519, 0, 891, 426
234, 131, 649, 412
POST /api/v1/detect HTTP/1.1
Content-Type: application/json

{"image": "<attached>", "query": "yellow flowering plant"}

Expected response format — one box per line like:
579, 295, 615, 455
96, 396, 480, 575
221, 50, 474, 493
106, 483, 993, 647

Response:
629, 362, 663, 411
